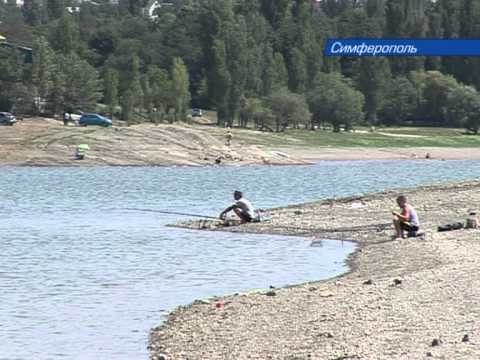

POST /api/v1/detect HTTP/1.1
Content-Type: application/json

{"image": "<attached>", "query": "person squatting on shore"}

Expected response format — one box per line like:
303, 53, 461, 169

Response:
219, 190, 255, 224
392, 195, 420, 240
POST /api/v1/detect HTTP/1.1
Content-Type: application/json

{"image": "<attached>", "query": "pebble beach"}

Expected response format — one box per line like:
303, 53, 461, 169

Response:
150, 181, 480, 360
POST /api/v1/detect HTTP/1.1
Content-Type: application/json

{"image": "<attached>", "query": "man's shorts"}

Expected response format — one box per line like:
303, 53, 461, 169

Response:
243, 213, 253, 222
400, 222, 419, 237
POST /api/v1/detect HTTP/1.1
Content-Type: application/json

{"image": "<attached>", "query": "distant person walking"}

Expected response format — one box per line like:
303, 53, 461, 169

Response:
226, 129, 233, 147
220, 190, 255, 223
63, 112, 70, 126
392, 195, 420, 240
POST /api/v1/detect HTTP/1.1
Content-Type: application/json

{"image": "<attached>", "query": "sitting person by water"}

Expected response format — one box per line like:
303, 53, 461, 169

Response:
219, 190, 255, 223
392, 195, 420, 240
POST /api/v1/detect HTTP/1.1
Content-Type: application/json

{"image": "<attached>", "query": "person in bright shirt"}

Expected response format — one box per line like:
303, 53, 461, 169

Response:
392, 195, 420, 240
219, 190, 255, 223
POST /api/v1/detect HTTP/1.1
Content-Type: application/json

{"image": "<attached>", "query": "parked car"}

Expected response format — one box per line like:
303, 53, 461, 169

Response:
191, 108, 203, 117
0, 112, 16, 126
79, 113, 112, 127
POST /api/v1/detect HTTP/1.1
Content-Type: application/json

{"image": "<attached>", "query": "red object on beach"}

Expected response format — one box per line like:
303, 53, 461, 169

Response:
215, 302, 223, 309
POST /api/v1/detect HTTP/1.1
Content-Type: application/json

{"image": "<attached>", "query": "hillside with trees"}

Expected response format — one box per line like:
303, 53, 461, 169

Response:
2, 0, 480, 133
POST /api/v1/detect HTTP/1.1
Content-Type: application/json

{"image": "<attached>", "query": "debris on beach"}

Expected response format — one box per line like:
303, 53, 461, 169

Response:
393, 278, 403, 286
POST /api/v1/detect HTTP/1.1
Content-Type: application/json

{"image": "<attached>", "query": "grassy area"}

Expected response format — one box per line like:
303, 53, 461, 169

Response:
232, 127, 480, 148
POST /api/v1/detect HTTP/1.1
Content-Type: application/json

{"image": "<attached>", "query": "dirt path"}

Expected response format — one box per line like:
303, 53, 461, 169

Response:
150, 182, 480, 360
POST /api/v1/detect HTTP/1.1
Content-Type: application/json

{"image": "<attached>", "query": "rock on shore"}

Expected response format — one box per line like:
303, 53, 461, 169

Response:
150, 182, 480, 359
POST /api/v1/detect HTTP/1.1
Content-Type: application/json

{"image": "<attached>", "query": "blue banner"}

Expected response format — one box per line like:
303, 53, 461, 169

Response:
324, 39, 480, 57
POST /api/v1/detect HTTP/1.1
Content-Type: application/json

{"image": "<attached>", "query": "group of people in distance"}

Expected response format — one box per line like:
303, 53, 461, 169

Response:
220, 191, 420, 240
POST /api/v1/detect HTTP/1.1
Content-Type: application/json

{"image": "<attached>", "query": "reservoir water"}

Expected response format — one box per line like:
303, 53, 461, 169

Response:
1, 160, 480, 360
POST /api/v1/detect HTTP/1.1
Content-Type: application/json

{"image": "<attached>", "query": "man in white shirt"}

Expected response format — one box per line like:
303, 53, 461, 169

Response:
219, 190, 255, 223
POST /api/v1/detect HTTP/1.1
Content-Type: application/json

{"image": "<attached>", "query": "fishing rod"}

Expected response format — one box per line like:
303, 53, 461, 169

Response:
124, 208, 219, 220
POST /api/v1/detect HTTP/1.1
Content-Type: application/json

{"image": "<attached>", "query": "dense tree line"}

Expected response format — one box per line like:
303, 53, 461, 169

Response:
1, 0, 480, 132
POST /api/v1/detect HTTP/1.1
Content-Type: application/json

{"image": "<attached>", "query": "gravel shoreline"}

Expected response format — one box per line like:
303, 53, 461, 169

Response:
150, 182, 480, 360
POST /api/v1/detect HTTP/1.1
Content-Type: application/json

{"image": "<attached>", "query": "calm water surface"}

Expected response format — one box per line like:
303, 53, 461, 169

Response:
1, 160, 480, 360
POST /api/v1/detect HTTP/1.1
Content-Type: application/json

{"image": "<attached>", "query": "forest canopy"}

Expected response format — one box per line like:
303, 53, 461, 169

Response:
2, 0, 480, 132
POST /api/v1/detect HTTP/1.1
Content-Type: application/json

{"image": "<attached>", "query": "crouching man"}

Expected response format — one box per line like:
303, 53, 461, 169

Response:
392, 194, 420, 240
220, 190, 255, 224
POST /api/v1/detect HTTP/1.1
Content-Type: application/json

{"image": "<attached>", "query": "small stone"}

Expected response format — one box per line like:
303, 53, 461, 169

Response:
462, 334, 470, 343
265, 290, 276, 296
308, 287, 317, 292
294, 210, 303, 215
319, 290, 335, 298
431, 338, 442, 347
363, 279, 373, 285
426, 352, 433, 357
393, 278, 402, 286
320, 332, 334, 338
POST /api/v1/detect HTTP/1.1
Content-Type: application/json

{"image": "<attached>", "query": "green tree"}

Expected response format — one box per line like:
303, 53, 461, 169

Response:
354, 57, 391, 124
239, 97, 264, 128
46, 0, 65, 20
48, 67, 66, 114
210, 38, 231, 125
272, 52, 288, 90
268, 88, 311, 131
260, 0, 290, 27
148, 66, 172, 117
199, 0, 233, 124
104, 68, 119, 119
121, 89, 134, 124
425, 3, 443, 71
171, 57, 190, 121
457, 0, 480, 89
411, 70, 461, 125
379, 76, 417, 125
386, 0, 427, 74
88, 26, 120, 67
226, 17, 248, 126
51, 14, 79, 54
58, 53, 101, 112
31, 37, 56, 113
287, 47, 307, 93
22, 0, 41, 26
127, 54, 144, 109
446, 85, 480, 130
308, 72, 365, 132
0, 48, 26, 111
141, 75, 153, 120
261, 45, 275, 97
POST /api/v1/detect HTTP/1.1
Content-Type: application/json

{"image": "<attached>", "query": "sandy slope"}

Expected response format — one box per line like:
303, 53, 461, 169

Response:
276, 146, 480, 161
2, 119, 480, 166
0, 118, 308, 166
